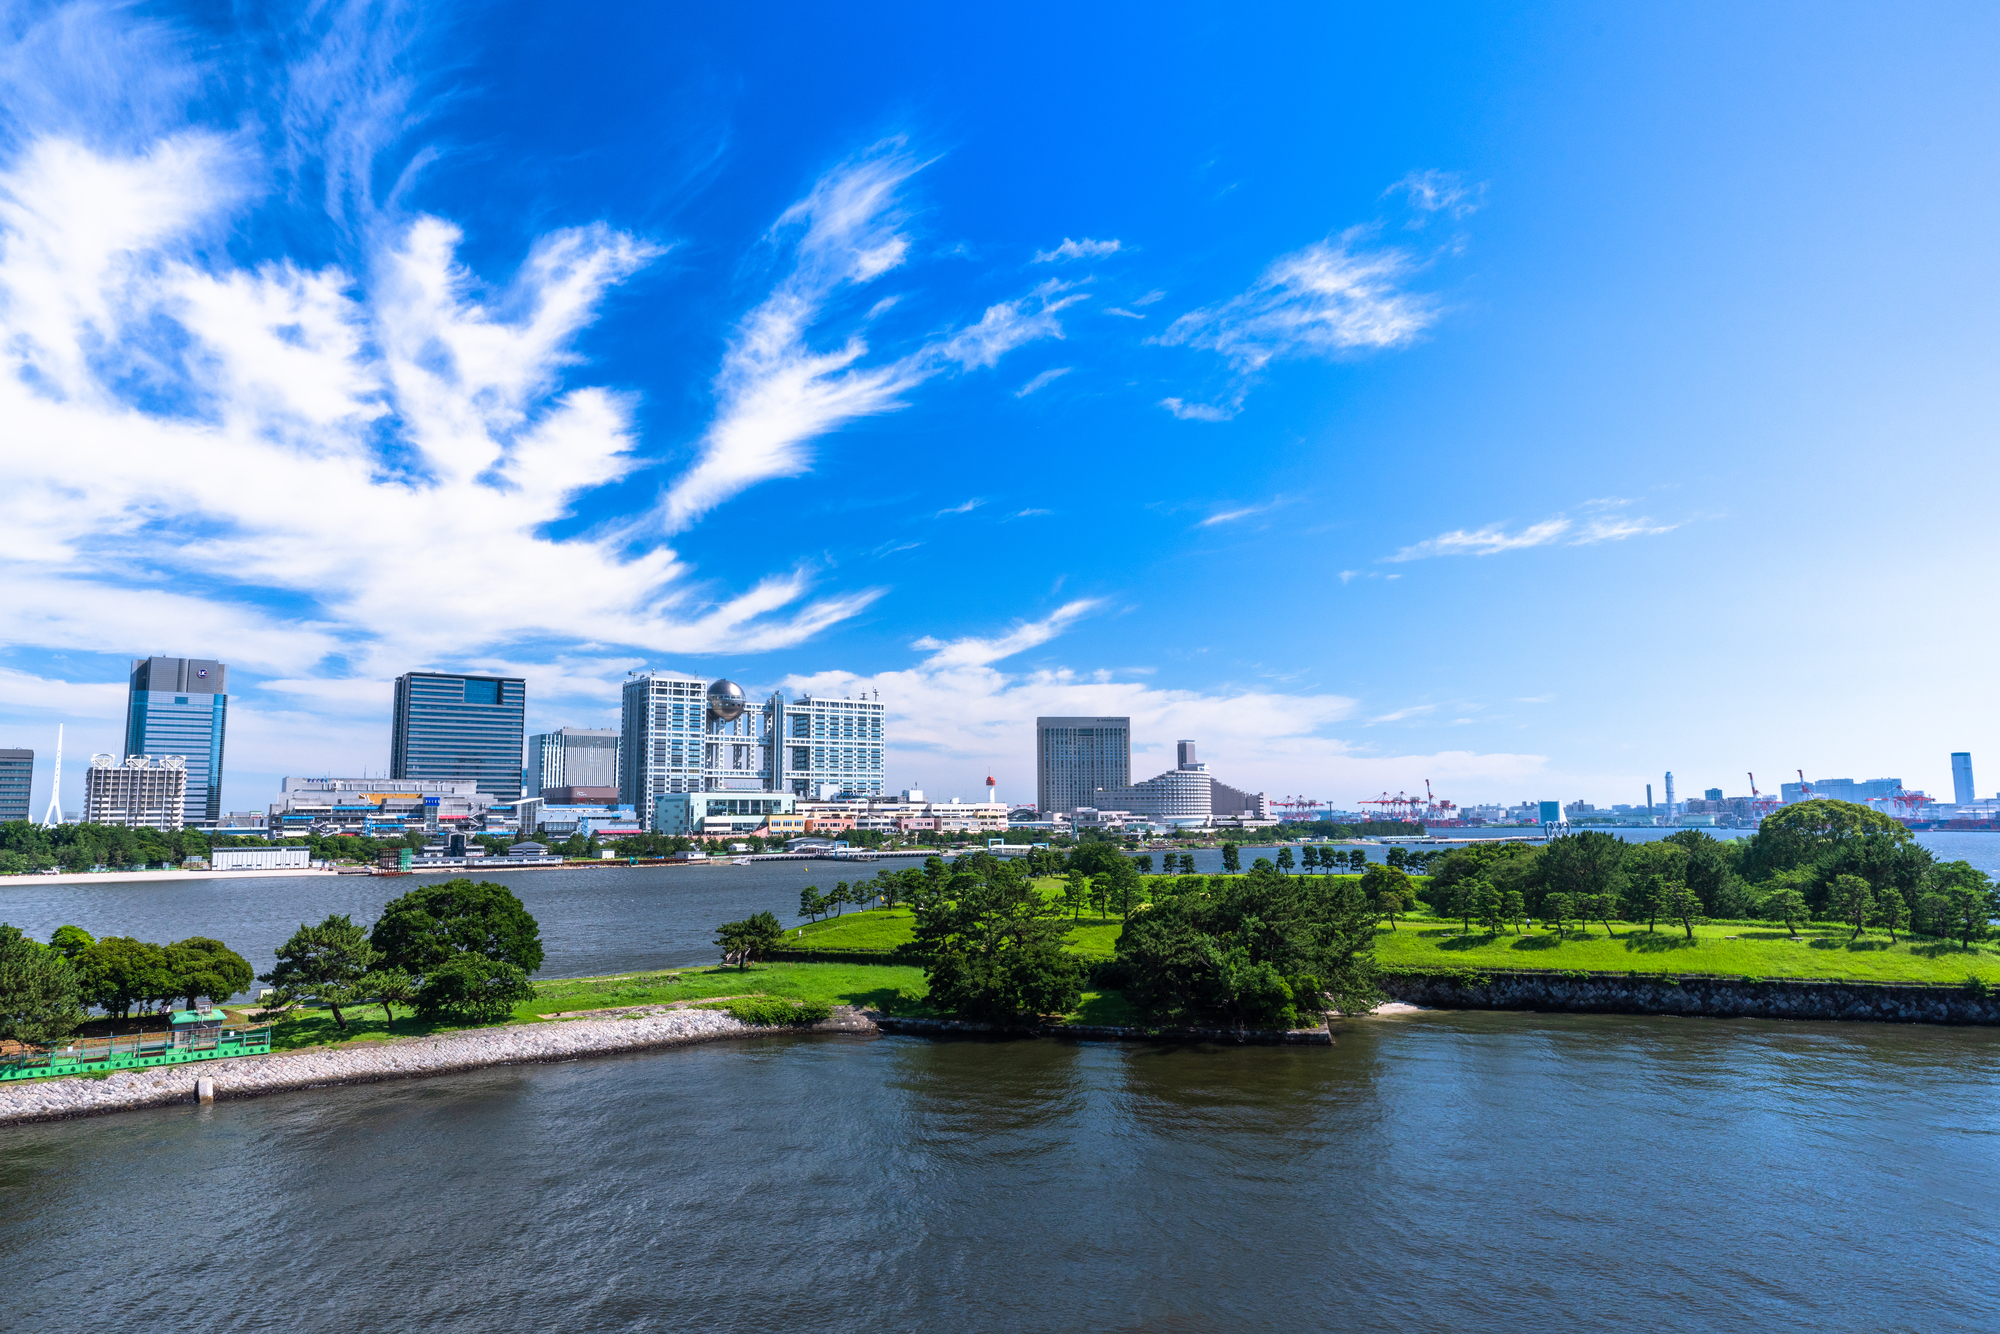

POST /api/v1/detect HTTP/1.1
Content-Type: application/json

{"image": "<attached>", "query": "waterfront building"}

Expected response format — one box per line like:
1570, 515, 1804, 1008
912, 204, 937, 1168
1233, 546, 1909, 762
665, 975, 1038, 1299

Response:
1086, 739, 1268, 827
528, 727, 620, 799
125, 656, 227, 825
269, 776, 496, 837
620, 671, 886, 829
533, 804, 643, 840
654, 791, 797, 837
84, 754, 187, 830
1780, 776, 1904, 805
1036, 717, 1130, 815
391, 672, 526, 799
0, 748, 29, 824
1953, 752, 1976, 806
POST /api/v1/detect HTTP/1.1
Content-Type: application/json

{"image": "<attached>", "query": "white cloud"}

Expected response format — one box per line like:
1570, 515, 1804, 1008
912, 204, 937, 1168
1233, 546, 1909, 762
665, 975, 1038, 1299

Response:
1159, 228, 1437, 373
935, 498, 984, 517
1388, 503, 1681, 561
1032, 237, 1121, 263
1103, 307, 1145, 319
1197, 502, 1273, 527
662, 152, 1078, 531
1384, 169, 1485, 222
1161, 396, 1238, 422
1015, 366, 1072, 396
784, 615, 1548, 806
909, 600, 1104, 669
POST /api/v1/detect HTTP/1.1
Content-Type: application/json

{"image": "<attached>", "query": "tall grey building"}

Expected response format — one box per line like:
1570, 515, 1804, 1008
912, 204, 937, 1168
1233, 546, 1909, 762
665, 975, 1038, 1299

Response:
0, 748, 30, 824
126, 656, 227, 825
529, 727, 620, 797
391, 672, 526, 799
620, 671, 886, 828
1036, 716, 1130, 815
1953, 752, 1975, 805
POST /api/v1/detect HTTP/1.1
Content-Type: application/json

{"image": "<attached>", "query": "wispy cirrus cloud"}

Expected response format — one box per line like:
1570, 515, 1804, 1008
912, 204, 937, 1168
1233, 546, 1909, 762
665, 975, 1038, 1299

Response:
934, 498, 984, 517
1015, 366, 1072, 396
1384, 169, 1485, 223
1388, 502, 1681, 561
1161, 395, 1240, 422
1197, 500, 1277, 527
910, 599, 1104, 668
1033, 237, 1120, 262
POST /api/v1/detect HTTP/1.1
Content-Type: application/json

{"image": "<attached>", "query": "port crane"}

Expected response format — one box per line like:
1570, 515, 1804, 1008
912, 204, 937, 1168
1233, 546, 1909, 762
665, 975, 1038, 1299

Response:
1747, 773, 1779, 817
1422, 779, 1462, 827
1359, 791, 1424, 823
1796, 769, 1814, 801
1272, 796, 1328, 823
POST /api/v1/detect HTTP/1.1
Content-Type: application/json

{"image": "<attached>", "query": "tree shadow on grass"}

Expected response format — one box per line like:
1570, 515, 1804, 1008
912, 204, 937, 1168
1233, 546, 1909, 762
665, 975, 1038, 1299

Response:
1438, 931, 1511, 951
1619, 932, 1702, 953
1912, 940, 1986, 959
1510, 934, 1571, 952
1808, 936, 1893, 952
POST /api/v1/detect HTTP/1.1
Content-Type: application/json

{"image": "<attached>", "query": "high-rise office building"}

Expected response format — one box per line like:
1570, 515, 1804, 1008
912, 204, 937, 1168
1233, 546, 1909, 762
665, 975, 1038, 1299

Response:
84, 754, 187, 830
391, 672, 526, 798
1036, 717, 1131, 815
0, 748, 30, 824
528, 728, 621, 797
620, 671, 886, 827
1952, 752, 1975, 805
125, 656, 227, 825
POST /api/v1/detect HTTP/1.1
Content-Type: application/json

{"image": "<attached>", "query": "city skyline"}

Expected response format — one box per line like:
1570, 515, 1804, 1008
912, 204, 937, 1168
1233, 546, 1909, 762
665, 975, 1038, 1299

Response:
4, 5, 2000, 818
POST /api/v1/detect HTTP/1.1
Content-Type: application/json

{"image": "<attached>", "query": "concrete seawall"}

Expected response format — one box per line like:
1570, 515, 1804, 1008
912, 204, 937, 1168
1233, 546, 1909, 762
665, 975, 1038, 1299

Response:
1379, 970, 2000, 1025
0, 1008, 876, 1127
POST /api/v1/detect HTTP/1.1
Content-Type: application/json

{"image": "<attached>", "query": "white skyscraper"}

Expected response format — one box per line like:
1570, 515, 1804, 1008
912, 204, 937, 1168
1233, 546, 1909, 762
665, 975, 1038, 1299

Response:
1952, 752, 1975, 806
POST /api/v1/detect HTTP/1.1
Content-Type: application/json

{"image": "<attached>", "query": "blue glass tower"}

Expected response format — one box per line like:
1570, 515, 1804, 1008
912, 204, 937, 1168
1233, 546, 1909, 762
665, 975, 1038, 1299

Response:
391, 672, 526, 798
125, 657, 227, 825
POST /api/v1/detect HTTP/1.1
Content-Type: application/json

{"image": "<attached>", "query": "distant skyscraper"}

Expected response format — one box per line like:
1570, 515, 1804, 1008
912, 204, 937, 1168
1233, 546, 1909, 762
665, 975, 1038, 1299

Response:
1037, 717, 1131, 815
529, 727, 620, 797
1664, 771, 1677, 817
0, 748, 30, 824
1952, 752, 1975, 805
126, 656, 227, 825
391, 672, 526, 798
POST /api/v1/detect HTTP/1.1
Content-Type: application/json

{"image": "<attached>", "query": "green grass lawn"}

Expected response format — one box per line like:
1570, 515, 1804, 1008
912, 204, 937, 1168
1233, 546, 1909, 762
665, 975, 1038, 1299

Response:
1380, 913, 2000, 984
786, 905, 1126, 960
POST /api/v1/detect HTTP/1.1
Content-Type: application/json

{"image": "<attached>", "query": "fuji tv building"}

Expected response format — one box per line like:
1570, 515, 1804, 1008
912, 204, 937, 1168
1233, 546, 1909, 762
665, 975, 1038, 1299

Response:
619, 671, 886, 831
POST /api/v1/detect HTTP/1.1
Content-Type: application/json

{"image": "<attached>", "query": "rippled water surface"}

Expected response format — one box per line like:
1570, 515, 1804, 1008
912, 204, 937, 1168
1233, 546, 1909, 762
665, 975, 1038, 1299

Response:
4, 1011, 1997, 1332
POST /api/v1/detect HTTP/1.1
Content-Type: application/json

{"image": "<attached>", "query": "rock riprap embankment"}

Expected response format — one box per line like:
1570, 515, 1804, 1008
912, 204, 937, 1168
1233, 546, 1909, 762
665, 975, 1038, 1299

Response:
0, 1007, 789, 1126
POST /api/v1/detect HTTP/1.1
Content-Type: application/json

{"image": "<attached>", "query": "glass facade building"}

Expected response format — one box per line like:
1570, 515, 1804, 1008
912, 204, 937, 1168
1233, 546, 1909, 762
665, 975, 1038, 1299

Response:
391, 672, 527, 799
0, 748, 30, 824
1036, 717, 1131, 815
125, 657, 227, 825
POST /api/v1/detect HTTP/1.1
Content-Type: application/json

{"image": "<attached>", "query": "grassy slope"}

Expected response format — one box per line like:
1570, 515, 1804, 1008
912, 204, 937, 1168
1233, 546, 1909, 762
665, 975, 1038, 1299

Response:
787, 905, 1123, 960
1381, 914, 2000, 984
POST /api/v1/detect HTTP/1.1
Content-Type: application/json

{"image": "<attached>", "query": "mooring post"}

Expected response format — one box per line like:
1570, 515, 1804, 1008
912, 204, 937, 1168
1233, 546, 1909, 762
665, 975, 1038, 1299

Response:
196, 1077, 215, 1104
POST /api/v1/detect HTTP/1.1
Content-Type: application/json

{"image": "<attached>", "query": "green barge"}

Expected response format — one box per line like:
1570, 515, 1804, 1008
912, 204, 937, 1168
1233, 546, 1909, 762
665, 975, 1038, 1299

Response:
0, 1008, 273, 1082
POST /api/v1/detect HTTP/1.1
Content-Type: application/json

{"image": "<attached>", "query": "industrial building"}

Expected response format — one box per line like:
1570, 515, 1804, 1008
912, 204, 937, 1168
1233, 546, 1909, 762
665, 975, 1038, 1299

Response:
391, 672, 526, 799
1036, 717, 1131, 815
0, 748, 29, 824
619, 672, 886, 829
125, 656, 227, 825
84, 754, 188, 830
528, 727, 620, 799
1780, 776, 1904, 805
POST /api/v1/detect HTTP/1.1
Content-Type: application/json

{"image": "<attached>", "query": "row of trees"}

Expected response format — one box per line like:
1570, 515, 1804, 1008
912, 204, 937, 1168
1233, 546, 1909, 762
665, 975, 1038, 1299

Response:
1416, 803, 1999, 945
264, 879, 544, 1026
0, 926, 256, 1046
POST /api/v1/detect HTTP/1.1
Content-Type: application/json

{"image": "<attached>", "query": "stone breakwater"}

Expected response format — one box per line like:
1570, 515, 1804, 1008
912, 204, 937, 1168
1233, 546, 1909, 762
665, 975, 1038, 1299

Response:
0, 1007, 878, 1127
1379, 970, 2000, 1025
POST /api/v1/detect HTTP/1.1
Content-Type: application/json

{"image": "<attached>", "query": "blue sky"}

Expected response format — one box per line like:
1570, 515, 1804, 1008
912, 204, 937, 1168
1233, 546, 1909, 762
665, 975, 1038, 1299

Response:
3, 1, 1998, 817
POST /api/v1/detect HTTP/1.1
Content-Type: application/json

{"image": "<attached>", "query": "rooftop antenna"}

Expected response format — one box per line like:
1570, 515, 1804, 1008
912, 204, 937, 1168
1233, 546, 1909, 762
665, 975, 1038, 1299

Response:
41, 724, 63, 827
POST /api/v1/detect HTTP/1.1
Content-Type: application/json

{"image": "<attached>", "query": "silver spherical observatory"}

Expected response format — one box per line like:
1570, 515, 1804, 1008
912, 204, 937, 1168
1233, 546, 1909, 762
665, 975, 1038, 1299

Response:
706, 679, 747, 721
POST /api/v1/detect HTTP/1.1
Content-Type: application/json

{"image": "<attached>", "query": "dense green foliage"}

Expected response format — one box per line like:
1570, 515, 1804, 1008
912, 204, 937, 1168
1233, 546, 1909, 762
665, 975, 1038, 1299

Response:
414, 954, 535, 1021
0, 925, 84, 1045
262, 914, 378, 1029
699, 996, 834, 1025
371, 879, 545, 976
161, 937, 254, 1010
1108, 861, 1378, 1027
909, 853, 1087, 1023
716, 911, 784, 969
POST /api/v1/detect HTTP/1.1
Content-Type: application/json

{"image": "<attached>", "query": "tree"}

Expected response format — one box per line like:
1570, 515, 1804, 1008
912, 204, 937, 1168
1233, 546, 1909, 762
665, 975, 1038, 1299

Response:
1221, 843, 1241, 874
1276, 847, 1294, 875
1543, 893, 1573, 939
76, 937, 170, 1019
263, 915, 379, 1030
1875, 886, 1908, 943
1446, 878, 1482, 932
1063, 870, 1088, 920
831, 881, 852, 917
1135, 855, 1154, 874
1361, 863, 1416, 930
0, 925, 83, 1046
1500, 889, 1527, 934
799, 885, 824, 922
1473, 883, 1505, 935
1662, 881, 1706, 940
1541, 832, 1629, 920
1740, 799, 1912, 882
418, 955, 535, 1022
163, 937, 253, 1009
48, 925, 94, 960
1301, 845, 1319, 873
360, 967, 417, 1022
1762, 882, 1810, 936
371, 879, 545, 977
913, 858, 1086, 1023
715, 911, 784, 969
1829, 873, 1875, 941
1922, 862, 1997, 948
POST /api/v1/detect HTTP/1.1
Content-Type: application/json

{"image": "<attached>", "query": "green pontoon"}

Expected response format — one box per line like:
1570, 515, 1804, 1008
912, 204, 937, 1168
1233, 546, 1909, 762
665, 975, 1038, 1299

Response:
0, 1008, 272, 1082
